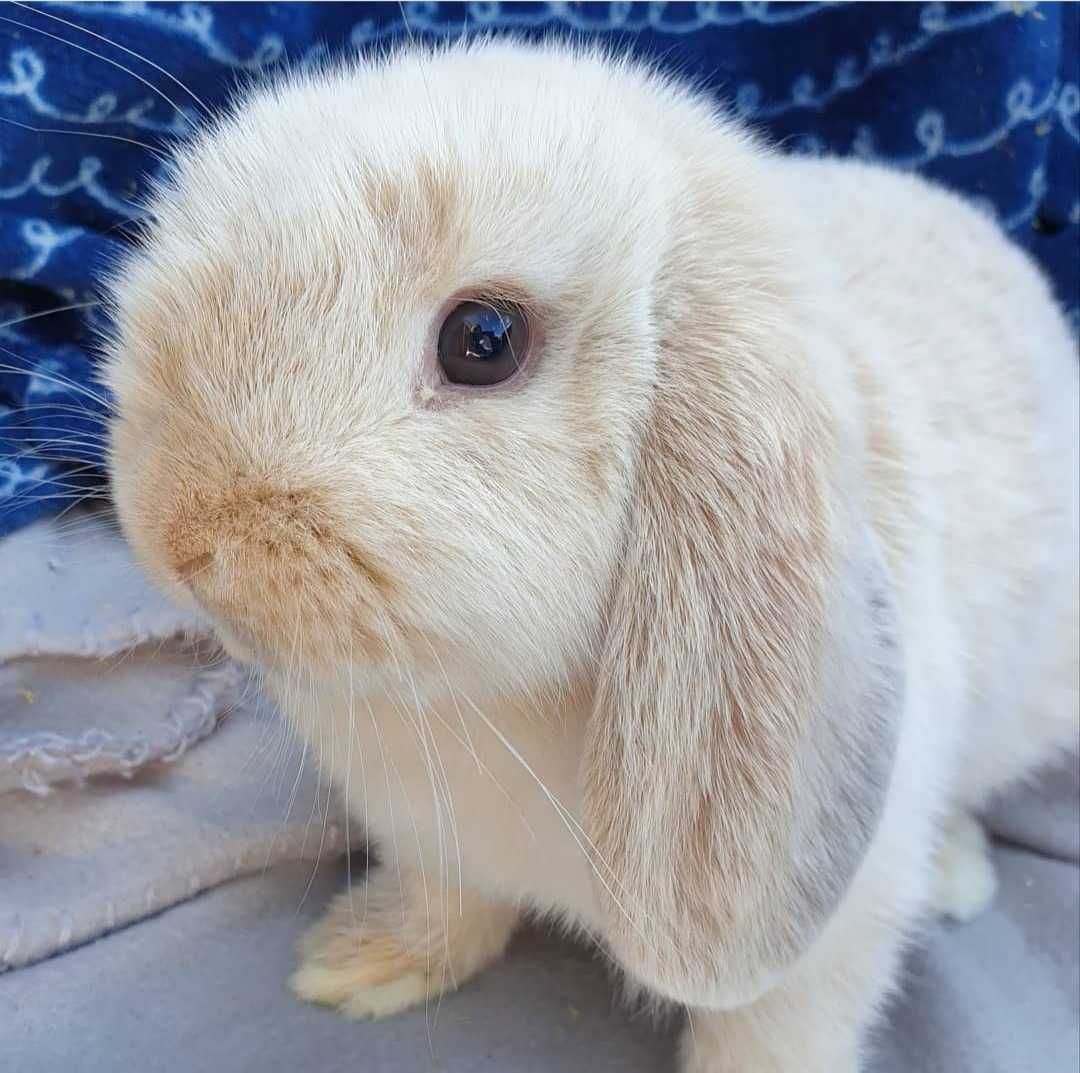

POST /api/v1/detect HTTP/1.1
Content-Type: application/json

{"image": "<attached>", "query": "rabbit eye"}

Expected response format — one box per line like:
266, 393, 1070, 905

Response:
437, 300, 529, 387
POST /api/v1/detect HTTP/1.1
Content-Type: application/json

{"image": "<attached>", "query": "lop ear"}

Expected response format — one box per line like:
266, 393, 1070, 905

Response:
582, 325, 904, 1011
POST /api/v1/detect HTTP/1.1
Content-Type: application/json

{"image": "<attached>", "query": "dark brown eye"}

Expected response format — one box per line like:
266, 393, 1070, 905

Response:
436, 300, 529, 386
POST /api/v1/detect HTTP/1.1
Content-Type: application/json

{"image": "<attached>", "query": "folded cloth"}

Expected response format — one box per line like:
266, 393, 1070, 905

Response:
0, 506, 241, 796
0, 786, 1076, 1073
0, 508, 346, 972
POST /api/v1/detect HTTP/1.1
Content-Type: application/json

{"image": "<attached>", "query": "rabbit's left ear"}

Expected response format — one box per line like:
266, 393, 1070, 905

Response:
582, 326, 904, 1011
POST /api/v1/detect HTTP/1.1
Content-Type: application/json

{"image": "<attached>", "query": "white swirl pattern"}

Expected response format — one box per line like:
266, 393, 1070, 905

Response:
0, 0, 1075, 533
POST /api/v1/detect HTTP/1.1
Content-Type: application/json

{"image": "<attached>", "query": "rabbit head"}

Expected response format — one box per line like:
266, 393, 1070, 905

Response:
104, 40, 904, 1007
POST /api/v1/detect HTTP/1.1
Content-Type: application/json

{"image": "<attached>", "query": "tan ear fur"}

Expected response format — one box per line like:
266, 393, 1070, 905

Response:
582, 272, 904, 1011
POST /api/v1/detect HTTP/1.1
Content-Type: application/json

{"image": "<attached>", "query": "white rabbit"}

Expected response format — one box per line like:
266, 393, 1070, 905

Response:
102, 41, 1079, 1072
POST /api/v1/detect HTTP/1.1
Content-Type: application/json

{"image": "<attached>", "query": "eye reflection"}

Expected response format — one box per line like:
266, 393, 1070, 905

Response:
437, 300, 529, 386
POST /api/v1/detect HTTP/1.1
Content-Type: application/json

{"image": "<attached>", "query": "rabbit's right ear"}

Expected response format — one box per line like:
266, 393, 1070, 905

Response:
581, 299, 904, 1011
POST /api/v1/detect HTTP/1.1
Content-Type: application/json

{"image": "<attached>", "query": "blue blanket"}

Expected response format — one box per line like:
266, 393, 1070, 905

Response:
1, 1, 1077, 536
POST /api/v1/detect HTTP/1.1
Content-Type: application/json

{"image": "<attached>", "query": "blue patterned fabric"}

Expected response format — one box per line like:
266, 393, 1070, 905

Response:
1, 1, 1077, 535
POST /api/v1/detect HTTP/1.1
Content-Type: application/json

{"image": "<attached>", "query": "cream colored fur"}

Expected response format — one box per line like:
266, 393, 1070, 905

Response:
103, 41, 1079, 1072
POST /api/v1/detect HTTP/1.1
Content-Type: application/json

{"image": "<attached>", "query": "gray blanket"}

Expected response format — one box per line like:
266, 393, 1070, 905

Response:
1, 512, 1077, 1072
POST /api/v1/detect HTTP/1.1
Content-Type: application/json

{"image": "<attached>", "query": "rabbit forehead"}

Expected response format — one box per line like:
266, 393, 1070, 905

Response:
150, 42, 673, 293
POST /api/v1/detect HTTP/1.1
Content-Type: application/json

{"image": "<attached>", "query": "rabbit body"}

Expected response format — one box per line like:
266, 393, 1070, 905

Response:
104, 42, 1079, 1071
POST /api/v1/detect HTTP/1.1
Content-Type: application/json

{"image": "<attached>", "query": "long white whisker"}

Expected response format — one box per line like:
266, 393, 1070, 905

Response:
406, 667, 462, 918
387, 680, 442, 997
363, 693, 406, 929
13, 1, 213, 117
0, 356, 113, 409
266, 608, 309, 874
403, 667, 462, 1032
0, 301, 101, 331
0, 114, 167, 159
419, 692, 537, 841
424, 636, 481, 776
343, 637, 372, 925
297, 646, 327, 883
298, 654, 334, 912
459, 694, 663, 960
0, 13, 196, 126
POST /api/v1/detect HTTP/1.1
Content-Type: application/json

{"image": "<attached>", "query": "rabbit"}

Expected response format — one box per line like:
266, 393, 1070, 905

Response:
101, 39, 1079, 1073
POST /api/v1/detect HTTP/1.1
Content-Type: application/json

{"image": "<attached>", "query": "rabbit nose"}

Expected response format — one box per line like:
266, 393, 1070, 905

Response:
160, 479, 327, 603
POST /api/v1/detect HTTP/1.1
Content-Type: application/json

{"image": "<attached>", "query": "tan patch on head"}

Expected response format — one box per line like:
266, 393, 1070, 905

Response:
359, 155, 463, 283
413, 156, 461, 252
